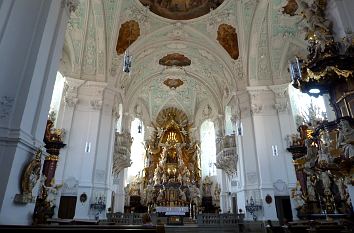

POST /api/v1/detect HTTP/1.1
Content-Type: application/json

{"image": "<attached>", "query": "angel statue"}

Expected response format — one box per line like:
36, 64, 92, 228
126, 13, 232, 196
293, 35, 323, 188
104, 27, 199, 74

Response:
295, 0, 331, 33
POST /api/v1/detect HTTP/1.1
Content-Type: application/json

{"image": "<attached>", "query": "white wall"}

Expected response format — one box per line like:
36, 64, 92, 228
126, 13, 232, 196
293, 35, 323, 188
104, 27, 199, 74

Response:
0, 0, 70, 224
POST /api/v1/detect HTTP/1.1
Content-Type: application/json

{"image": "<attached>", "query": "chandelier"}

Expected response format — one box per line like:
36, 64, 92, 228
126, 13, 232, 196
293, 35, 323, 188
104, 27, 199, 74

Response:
123, 25, 133, 74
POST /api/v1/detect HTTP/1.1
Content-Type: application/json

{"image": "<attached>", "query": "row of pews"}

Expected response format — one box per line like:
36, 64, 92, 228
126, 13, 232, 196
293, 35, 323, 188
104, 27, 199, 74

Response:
0, 224, 164, 232
266, 219, 354, 233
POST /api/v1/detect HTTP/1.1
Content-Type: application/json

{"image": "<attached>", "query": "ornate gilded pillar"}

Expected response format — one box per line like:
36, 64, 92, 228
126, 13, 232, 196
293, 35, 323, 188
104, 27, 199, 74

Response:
42, 120, 66, 186
32, 119, 66, 225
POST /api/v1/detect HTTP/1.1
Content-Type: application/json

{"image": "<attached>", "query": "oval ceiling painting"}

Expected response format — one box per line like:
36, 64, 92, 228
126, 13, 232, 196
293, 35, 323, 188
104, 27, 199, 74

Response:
139, 0, 225, 20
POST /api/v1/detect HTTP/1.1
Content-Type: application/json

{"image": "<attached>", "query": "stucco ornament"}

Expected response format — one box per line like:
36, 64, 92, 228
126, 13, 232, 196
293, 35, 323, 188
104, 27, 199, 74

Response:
215, 152, 237, 176
112, 132, 133, 176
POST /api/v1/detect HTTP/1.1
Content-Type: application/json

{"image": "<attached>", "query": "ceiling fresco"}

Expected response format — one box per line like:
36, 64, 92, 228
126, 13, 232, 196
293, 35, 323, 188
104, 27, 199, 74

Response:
61, 0, 307, 124
116, 20, 140, 55
139, 0, 224, 20
217, 24, 239, 60
159, 53, 192, 66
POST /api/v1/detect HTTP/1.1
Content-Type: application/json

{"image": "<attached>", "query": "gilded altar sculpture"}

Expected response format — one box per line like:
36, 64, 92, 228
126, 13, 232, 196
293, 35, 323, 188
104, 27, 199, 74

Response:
14, 148, 43, 204
287, 117, 354, 218
129, 107, 202, 209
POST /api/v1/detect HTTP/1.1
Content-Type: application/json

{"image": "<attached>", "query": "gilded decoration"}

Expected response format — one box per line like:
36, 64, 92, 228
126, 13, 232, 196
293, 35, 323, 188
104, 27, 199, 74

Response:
139, 0, 224, 20
14, 148, 43, 204
285, 0, 354, 119
287, 117, 354, 218
127, 107, 202, 210
163, 78, 184, 89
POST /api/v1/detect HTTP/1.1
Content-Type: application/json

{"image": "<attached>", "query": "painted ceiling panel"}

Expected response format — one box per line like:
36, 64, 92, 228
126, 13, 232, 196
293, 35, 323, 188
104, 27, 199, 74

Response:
61, 0, 307, 123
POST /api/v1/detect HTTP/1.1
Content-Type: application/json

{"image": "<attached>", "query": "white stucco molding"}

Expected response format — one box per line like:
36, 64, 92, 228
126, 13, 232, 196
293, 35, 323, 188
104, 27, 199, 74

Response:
63, 78, 85, 108
269, 84, 290, 113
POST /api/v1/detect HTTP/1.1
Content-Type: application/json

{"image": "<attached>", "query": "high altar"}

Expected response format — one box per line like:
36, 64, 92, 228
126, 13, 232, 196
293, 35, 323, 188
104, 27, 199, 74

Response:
128, 108, 202, 212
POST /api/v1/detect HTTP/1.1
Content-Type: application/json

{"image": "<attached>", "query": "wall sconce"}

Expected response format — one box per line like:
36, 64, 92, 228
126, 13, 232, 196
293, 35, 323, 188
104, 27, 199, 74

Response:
85, 142, 91, 153
272, 145, 278, 157
236, 121, 243, 136
138, 121, 142, 134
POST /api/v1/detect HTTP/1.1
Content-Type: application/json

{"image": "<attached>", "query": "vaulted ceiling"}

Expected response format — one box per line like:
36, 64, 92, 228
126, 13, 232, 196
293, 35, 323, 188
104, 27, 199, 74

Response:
60, 0, 308, 125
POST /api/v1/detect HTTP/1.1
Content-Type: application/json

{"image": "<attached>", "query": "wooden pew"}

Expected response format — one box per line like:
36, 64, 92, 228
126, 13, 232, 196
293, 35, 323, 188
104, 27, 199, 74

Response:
0, 224, 162, 232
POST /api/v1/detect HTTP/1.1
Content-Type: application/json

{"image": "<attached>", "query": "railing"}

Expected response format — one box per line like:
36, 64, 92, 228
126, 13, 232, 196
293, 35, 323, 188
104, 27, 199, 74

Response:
106, 213, 142, 225
196, 213, 243, 226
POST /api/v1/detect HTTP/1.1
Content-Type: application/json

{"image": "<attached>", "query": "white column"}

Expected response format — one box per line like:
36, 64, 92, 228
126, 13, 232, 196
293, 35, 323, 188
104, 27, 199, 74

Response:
218, 169, 228, 213
269, 84, 298, 220
113, 171, 125, 213
327, 0, 354, 40
233, 91, 260, 220
0, 0, 73, 224
55, 78, 85, 185
92, 88, 116, 219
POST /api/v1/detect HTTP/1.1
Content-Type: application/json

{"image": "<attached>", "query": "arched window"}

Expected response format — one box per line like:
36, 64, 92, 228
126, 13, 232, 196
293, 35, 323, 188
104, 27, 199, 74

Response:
289, 85, 327, 126
200, 120, 217, 177
127, 118, 145, 182
49, 72, 65, 123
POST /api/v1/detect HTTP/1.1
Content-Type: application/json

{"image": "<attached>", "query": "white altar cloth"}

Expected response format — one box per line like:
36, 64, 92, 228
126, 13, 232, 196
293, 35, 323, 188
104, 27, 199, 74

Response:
156, 206, 189, 214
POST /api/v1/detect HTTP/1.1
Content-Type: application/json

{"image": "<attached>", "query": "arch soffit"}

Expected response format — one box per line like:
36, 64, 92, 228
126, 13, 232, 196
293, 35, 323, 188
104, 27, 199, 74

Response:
63, 0, 107, 81
247, 0, 269, 86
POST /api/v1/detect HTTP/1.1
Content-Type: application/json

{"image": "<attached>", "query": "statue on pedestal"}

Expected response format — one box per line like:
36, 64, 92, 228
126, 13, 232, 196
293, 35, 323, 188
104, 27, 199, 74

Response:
202, 176, 213, 197
337, 118, 354, 159
214, 183, 221, 202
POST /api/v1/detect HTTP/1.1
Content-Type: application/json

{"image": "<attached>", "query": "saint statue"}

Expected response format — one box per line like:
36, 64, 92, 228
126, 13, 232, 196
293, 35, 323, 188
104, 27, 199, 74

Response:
337, 118, 354, 159
179, 188, 187, 202
306, 178, 316, 201
291, 181, 305, 209
157, 189, 164, 202
320, 171, 331, 195
214, 183, 221, 202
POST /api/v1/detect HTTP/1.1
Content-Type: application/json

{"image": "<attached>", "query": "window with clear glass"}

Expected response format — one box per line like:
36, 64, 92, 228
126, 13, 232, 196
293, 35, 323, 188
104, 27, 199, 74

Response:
127, 118, 145, 182
49, 72, 65, 123
200, 120, 217, 177
288, 85, 327, 126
